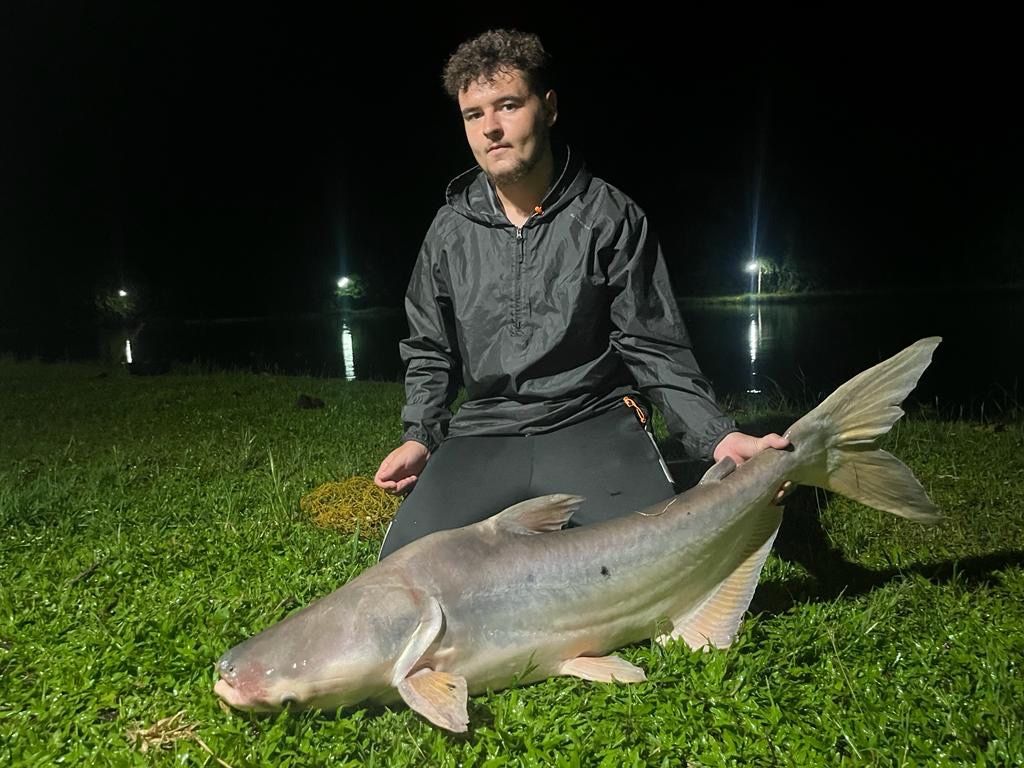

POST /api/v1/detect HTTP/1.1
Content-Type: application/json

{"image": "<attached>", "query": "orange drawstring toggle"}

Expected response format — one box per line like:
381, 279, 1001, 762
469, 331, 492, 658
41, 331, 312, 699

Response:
623, 396, 647, 425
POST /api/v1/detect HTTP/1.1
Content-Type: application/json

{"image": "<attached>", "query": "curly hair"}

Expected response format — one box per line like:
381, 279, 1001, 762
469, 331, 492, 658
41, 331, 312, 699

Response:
442, 29, 553, 101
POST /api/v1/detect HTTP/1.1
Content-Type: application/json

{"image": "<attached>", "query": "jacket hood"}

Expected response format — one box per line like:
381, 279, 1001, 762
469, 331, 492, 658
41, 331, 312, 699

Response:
444, 143, 590, 227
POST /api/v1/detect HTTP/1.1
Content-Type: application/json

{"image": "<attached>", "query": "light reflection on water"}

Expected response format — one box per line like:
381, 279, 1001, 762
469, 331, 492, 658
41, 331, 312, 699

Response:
746, 305, 763, 394
3, 295, 1021, 406
340, 322, 356, 382
683, 293, 1023, 408
84, 310, 409, 380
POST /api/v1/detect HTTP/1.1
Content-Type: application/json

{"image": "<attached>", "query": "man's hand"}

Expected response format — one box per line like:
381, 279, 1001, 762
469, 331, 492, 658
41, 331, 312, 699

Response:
713, 431, 792, 505
374, 441, 430, 495
713, 430, 789, 465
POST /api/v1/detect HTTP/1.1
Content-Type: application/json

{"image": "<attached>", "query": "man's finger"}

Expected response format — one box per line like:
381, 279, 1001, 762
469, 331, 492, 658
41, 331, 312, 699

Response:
395, 476, 418, 494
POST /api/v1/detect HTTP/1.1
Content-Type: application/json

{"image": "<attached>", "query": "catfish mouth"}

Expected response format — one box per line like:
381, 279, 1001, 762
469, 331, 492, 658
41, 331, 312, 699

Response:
213, 676, 253, 710
215, 653, 299, 712
214, 674, 300, 712
215, 649, 375, 713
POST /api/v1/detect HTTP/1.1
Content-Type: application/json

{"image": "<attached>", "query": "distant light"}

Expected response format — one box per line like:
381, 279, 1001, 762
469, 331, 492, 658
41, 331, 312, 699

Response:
337, 277, 351, 289
118, 289, 128, 297
125, 339, 133, 364
745, 261, 759, 273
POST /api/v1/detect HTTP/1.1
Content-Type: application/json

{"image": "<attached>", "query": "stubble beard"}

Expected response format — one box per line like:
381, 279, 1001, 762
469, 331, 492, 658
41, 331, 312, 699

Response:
486, 151, 538, 187
485, 121, 549, 188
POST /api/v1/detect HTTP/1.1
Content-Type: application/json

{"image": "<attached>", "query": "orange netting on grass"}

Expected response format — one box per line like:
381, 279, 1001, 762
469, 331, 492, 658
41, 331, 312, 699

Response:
300, 477, 400, 537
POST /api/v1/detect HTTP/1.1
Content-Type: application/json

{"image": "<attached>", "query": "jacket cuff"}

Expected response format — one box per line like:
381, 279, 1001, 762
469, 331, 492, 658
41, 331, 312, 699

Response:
707, 426, 741, 462
687, 418, 740, 462
401, 425, 441, 454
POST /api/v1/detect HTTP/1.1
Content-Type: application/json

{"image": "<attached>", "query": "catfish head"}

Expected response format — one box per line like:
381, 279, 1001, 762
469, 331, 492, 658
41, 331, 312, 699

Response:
214, 576, 430, 714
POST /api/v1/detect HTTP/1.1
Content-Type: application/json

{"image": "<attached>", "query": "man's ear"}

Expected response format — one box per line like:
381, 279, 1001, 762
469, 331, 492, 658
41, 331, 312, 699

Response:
544, 89, 559, 127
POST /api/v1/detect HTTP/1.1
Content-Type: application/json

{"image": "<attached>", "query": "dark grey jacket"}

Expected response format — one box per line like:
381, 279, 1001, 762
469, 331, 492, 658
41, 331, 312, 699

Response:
400, 147, 737, 460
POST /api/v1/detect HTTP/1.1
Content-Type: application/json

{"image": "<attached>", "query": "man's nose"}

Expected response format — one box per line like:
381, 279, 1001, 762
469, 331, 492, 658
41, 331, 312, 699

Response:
482, 112, 502, 140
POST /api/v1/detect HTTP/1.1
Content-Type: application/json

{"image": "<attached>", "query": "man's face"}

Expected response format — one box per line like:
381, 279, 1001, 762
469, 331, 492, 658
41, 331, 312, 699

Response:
457, 69, 557, 187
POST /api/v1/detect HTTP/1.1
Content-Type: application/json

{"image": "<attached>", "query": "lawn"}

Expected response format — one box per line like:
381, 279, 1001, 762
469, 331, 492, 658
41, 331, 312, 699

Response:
1, 359, 1022, 766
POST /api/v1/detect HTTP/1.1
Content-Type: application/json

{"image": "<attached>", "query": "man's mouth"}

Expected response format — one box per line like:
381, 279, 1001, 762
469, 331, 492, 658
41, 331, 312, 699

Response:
487, 144, 511, 153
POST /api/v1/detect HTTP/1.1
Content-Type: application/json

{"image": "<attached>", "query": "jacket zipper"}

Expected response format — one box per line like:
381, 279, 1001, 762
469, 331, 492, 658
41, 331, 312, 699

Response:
512, 206, 543, 336
512, 226, 525, 335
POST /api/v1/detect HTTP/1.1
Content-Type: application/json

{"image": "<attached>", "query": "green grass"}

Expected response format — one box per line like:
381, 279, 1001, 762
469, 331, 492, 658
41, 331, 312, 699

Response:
1, 360, 1022, 766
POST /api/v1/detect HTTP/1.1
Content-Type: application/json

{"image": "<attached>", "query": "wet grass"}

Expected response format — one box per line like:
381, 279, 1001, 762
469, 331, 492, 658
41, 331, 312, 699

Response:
1, 359, 1022, 766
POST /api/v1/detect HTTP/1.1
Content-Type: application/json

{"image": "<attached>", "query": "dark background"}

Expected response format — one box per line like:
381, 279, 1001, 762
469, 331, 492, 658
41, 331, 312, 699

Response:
2, 6, 1020, 322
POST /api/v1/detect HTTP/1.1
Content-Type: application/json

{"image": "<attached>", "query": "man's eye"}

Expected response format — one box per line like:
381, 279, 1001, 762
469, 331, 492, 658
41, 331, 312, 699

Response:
500, 102, 517, 111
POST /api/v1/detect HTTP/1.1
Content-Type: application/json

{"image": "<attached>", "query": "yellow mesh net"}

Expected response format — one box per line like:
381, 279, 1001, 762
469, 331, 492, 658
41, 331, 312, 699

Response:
300, 477, 401, 538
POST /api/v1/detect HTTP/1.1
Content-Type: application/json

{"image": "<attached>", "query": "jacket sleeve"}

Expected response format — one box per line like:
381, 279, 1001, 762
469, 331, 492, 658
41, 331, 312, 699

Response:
398, 227, 461, 453
607, 211, 738, 460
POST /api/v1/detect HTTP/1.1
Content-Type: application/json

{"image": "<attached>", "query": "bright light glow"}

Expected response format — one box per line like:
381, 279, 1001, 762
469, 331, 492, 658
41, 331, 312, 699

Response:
118, 289, 128, 297
341, 323, 355, 382
337, 277, 351, 289
748, 318, 759, 364
746, 261, 759, 273
125, 339, 133, 364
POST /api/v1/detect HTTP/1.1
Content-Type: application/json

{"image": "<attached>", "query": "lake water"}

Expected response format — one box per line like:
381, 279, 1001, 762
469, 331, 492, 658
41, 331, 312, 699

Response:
683, 293, 1021, 411
3, 292, 1022, 410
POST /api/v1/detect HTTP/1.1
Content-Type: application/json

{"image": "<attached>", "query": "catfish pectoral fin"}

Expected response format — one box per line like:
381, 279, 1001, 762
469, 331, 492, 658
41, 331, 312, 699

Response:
397, 669, 469, 733
559, 654, 646, 683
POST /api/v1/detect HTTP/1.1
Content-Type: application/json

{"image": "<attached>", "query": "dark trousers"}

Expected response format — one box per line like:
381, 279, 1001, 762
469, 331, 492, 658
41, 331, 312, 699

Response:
378, 405, 678, 560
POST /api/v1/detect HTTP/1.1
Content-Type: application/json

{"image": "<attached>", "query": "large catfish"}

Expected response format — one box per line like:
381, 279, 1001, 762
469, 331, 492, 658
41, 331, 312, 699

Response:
215, 337, 941, 732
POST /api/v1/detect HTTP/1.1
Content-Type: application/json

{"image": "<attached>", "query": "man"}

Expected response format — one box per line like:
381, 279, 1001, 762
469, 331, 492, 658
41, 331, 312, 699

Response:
375, 29, 787, 559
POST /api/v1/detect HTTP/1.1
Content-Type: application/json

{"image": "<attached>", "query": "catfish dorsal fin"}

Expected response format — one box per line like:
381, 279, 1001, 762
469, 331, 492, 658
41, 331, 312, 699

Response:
699, 457, 737, 485
487, 494, 585, 535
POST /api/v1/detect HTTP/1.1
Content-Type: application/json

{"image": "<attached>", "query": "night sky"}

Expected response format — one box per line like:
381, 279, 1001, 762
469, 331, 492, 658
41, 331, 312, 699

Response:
2, 7, 1021, 323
